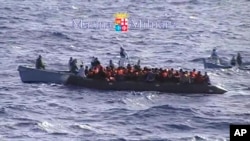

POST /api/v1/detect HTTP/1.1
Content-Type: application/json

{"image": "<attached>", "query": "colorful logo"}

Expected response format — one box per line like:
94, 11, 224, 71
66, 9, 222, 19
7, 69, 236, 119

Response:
114, 12, 129, 32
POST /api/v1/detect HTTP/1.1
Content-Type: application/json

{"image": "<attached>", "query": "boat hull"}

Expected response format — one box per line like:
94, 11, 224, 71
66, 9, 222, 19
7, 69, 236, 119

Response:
203, 58, 232, 69
17, 66, 227, 94
18, 65, 71, 84
66, 75, 227, 94
239, 66, 250, 71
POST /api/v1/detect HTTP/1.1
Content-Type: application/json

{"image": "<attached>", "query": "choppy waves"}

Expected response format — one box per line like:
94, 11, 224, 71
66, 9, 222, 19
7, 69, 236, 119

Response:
0, 0, 250, 140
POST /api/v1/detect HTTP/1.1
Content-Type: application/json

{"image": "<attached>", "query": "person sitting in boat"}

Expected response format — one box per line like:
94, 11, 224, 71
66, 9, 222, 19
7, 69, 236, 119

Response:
236, 52, 242, 66
36, 55, 45, 69
70, 59, 78, 74
97, 66, 106, 79
119, 47, 128, 67
146, 70, 155, 82
194, 71, 203, 84
230, 55, 236, 66
109, 60, 115, 69
77, 65, 86, 77
203, 72, 211, 85
84, 66, 89, 76
91, 57, 101, 68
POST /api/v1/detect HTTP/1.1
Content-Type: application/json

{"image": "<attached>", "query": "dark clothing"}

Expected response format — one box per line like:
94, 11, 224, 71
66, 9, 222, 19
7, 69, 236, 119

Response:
98, 70, 106, 79
203, 75, 211, 85
84, 69, 88, 76
120, 51, 126, 58
36, 58, 45, 69
231, 58, 236, 66
146, 72, 155, 82
237, 56, 242, 66
91, 59, 101, 67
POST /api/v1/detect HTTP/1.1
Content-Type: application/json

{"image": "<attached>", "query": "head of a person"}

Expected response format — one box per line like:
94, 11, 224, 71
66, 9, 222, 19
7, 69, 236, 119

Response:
213, 48, 216, 52
38, 55, 42, 59
80, 65, 83, 68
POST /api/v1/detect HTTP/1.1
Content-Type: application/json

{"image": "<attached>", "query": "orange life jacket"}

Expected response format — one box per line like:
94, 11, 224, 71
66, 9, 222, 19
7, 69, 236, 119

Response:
94, 68, 99, 74
162, 72, 167, 77
117, 69, 124, 75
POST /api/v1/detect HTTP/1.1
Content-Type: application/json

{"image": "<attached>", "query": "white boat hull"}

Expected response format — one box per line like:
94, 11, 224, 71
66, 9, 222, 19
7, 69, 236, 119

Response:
17, 65, 71, 84
203, 58, 232, 69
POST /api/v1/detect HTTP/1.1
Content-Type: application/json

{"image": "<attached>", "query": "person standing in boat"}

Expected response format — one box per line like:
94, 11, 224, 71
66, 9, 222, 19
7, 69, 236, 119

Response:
236, 52, 242, 66
210, 48, 220, 64
211, 48, 218, 58
109, 60, 115, 69
230, 55, 236, 66
68, 57, 73, 71
119, 47, 128, 67
36, 55, 45, 69
70, 59, 78, 74
77, 65, 86, 77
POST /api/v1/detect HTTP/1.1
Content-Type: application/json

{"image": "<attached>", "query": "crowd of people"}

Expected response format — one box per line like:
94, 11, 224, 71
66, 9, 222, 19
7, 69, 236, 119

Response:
68, 56, 211, 85
36, 47, 213, 85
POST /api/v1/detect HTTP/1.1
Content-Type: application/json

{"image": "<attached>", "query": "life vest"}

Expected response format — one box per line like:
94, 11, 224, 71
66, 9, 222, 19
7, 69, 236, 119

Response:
175, 73, 179, 77
109, 77, 115, 81
196, 75, 203, 83
117, 69, 124, 75
135, 72, 139, 76
129, 69, 133, 73
162, 72, 167, 77
88, 71, 94, 76
192, 72, 197, 77
106, 71, 112, 77
94, 67, 99, 74
124, 69, 128, 74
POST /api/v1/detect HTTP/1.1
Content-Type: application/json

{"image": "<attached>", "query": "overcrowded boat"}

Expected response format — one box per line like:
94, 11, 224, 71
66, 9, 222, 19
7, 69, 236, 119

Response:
17, 48, 227, 94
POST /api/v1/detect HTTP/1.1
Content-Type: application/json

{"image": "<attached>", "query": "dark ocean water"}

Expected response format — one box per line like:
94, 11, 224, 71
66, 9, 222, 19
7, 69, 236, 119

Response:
1, 0, 250, 140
